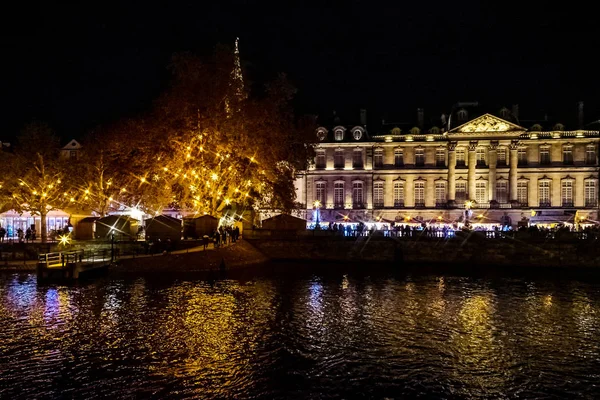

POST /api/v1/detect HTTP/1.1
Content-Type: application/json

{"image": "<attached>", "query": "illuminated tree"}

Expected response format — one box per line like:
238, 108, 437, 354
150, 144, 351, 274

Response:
135, 44, 315, 217
2, 123, 70, 243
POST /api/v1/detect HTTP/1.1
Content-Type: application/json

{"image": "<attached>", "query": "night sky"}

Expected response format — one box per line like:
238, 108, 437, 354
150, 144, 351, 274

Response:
4, 2, 599, 141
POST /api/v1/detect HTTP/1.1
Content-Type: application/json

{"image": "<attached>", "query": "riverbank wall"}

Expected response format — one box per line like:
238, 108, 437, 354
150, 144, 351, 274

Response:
245, 232, 600, 268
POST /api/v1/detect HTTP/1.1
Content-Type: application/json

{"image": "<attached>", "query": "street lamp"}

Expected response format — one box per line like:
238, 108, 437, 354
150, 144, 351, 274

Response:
464, 200, 473, 228
313, 200, 321, 227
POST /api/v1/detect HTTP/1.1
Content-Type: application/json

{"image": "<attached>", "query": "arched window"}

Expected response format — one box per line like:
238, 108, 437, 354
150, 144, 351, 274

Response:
499, 107, 510, 119
316, 128, 327, 141
353, 129, 363, 140
553, 123, 565, 131
410, 127, 421, 135
457, 108, 468, 121
334, 129, 344, 141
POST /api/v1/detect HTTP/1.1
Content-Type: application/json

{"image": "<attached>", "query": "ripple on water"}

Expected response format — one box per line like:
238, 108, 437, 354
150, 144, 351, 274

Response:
0, 271, 600, 398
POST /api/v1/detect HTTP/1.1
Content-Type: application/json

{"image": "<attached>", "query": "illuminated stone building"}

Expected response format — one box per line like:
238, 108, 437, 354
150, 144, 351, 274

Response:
295, 104, 600, 228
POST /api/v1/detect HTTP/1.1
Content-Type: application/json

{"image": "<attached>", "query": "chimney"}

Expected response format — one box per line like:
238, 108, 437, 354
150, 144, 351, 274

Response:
417, 108, 424, 129
360, 109, 367, 126
511, 104, 519, 121
578, 101, 584, 129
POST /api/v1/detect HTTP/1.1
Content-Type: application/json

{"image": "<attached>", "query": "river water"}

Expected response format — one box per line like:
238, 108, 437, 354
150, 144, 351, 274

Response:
1, 266, 599, 399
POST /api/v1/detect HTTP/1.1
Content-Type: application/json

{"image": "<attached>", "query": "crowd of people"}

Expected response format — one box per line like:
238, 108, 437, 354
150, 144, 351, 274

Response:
202, 225, 241, 250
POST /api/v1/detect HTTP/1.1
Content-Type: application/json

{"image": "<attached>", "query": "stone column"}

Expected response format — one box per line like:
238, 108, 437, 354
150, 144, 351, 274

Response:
488, 141, 498, 206
509, 140, 519, 203
467, 141, 478, 201
447, 141, 457, 207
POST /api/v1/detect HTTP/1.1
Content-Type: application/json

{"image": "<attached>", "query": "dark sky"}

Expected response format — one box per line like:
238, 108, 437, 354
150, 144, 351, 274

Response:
3, 1, 599, 141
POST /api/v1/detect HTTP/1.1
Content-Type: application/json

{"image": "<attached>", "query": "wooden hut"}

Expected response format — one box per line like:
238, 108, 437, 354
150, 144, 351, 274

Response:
183, 215, 219, 239
144, 215, 182, 242
95, 215, 139, 240
74, 216, 100, 240
261, 214, 307, 230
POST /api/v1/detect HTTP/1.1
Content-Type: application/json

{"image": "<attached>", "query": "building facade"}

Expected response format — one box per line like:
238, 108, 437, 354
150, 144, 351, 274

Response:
295, 111, 600, 228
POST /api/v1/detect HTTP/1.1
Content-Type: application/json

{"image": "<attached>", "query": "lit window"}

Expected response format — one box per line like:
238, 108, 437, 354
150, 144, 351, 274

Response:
334, 182, 344, 208
393, 181, 404, 207
373, 181, 384, 207
517, 181, 528, 206
497, 148, 506, 166
315, 182, 326, 205
561, 180, 574, 207
475, 181, 487, 204
585, 180, 597, 207
435, 181, 446, 205
334, 129, 344, 141
352, 181, 363, 208
476, 148, 486, 167
414, 181, 425, 207
496, 181, 508, 203
538, 180, 551, 207
456, 181, 467, 202
518, 147, 528, 166
435, 148, 446, 167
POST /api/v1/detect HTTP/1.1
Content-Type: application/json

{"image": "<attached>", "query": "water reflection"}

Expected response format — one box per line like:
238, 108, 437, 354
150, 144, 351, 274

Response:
0, 271, 599, 398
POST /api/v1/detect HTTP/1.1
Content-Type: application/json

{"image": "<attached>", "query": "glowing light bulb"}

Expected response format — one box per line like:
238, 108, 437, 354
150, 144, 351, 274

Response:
85, 189, 90, 194
140, 177, 146, 183
211, 173, 218, 181
163, 167, 168, 172
32, 190, 37, 195
70, 197, 75, 202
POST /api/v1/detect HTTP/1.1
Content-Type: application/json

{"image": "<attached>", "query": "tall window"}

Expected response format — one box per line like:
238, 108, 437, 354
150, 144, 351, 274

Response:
517, 181, 529, 206
561, 180, 574, 207
497, 148, 506, 166
353, 149, 363, 168
586, 145, 596, 165
539, 180, 551, 207
393, 181, 404, 207
456, 148, 466, 167
373, 181, 384, 207
334, 182, 344, 208
315, 150, 326, 169
435, 181, 446, 205
374, 148, 384, 168
415, 148, 425, 166
456, 181, 467, 202
518, 147, 528, 166
334, 149, 345, 169
496, 181, 508, 203
394, 148, 404, 167
475, 181, 487, 204
539, 146, 550, 165
435, 148, 446, 167
563, 145, 573, 165
315, 181, 326, 205
414, 181, 425, 207
585, 180, 597, 207
476, 148, 486, 167
334, 129, 344, 141
352, 181, 364, 207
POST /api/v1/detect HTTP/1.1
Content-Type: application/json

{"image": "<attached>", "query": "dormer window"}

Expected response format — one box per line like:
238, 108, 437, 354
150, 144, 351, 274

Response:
353, 129, 363, 141
391, 127, 401, 135
334, 129, 344, 141
530, 124, 542, 131
316, 128, 327, 141
553, 123, 565, 131
429, 126, 440, 134
499, 107, 510, 119
457, 108, 468, 121
410, 127, 420, 135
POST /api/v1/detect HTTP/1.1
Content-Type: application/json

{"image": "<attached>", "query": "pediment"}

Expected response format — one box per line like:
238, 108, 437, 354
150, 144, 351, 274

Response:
450, 114, 525, 134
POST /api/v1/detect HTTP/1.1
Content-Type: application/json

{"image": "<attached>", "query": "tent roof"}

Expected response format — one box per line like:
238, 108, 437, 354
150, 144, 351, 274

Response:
144, 214, 181, 223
